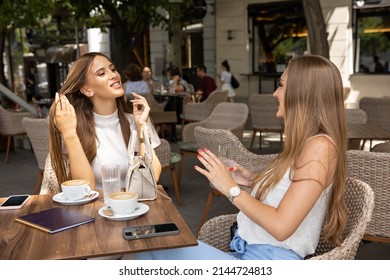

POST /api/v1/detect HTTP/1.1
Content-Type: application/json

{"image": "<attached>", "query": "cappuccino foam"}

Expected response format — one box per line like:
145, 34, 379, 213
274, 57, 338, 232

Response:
110, 192, 137, 200
62, 179, 88, 187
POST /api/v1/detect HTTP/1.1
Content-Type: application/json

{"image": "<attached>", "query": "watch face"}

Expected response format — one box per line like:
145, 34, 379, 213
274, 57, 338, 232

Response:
230, 186, 240, 197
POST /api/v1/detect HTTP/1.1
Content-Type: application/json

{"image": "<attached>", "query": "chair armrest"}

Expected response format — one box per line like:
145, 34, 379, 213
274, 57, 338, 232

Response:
198, 213, 238, 252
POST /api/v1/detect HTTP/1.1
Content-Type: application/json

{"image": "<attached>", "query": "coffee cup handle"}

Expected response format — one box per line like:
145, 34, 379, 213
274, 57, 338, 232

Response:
84, 186, 91, 195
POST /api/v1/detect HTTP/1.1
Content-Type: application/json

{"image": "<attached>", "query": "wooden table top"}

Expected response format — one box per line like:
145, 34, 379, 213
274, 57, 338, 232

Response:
0, 187, 197, 260
347, 123, 390, 140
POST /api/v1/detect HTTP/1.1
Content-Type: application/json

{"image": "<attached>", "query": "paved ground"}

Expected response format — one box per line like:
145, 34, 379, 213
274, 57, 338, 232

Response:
1, 113, 389, 259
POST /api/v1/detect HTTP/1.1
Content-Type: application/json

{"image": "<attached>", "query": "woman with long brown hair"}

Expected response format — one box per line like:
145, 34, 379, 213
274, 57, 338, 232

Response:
128, 55, 346, 260
41, 52, 161, 193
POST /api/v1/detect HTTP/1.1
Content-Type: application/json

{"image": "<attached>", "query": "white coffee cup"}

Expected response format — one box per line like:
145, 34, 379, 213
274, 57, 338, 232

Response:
61, 179, 91, 201
108, 191, 138, 215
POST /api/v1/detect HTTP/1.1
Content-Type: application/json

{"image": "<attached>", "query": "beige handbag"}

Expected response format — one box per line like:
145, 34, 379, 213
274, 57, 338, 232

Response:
125, 128, 158, 201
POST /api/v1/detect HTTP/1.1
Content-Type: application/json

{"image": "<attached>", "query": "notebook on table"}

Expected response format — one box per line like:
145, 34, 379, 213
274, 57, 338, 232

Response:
15, 207, 95, 234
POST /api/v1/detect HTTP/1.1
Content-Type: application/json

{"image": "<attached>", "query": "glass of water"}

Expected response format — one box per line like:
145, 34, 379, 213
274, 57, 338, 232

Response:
101, 164, 121, 204
218, 144, 237, 168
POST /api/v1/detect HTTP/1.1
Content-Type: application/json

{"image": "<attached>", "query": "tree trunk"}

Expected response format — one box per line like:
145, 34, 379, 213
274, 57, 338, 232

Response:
110, 23, 149, 81
111, 24, 129, 78
302, 0, 329, 58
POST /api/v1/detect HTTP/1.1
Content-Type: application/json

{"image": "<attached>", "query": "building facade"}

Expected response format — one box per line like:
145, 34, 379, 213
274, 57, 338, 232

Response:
147, 0, 390, 109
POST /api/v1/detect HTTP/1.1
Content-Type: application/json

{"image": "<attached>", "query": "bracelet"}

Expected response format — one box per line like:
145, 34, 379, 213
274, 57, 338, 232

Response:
139, 137, 144, 143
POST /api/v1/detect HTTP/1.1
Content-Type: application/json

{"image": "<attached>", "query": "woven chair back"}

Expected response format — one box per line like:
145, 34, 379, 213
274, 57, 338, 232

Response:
345, 108, 367, 124
360, 97, 390, 131
22, 117, 50, 170
248, 94, 283, 130
347, 150, 390, 241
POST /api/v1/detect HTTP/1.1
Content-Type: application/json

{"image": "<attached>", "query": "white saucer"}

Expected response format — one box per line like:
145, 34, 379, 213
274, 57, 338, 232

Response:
98, 203, 149, 221
53, 191, 99, 206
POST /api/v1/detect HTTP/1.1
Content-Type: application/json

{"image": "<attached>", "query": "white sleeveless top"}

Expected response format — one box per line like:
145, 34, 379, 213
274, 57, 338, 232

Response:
91, 110, 160, 190
237, 135, 334, 258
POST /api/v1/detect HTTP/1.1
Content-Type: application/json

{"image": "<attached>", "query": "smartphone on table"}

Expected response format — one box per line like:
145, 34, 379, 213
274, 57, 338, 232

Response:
0, 194, 30, 210
123, 223, 180, 240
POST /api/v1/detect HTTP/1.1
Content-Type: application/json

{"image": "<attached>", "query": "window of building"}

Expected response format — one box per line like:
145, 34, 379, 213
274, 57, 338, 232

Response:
353, 1, 390, 73
248, 1, 308, 74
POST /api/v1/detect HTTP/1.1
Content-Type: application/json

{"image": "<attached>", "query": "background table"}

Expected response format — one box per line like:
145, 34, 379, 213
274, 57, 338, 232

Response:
0, 187, 197, 259
347, 123, 390, 149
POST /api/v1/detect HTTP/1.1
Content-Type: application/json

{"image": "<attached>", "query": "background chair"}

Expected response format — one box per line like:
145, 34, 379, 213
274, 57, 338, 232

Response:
154, 138, 182, 205
0, 105, 34, 164
181, 90, 228, 130
143, 92, 164, 112
198, 177, 374, 260
347, 150, 390, 243
370, 141, 390, 153
22, 117, 50, 194
178, 102, 249, 186
345, 108, 367, 124
150, 111, 177, 139
248, 94, 284, 151
359, 97, 390, 149
345, 108, 368, 149
194, 126, 276, 227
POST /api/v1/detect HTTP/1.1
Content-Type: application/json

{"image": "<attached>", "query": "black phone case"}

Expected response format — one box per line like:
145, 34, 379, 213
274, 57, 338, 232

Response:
123, 223, 180, 240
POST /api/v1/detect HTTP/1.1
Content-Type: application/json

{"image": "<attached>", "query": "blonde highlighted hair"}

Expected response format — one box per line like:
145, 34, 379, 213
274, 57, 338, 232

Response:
254, 55, 347, 245
49, 52, 131, 187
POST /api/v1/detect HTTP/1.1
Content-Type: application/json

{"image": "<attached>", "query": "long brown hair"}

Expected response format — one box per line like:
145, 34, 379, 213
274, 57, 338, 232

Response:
254, 55, 346, 245
49, 52, 131, 186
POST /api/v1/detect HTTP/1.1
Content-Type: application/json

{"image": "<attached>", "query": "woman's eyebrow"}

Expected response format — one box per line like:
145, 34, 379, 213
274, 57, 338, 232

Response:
94, 67, 105, 74
94, 63, 113, 74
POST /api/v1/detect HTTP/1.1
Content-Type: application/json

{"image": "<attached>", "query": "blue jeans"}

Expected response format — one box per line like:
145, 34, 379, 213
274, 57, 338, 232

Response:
230, 233, 303, 260
124, 234, 302, 260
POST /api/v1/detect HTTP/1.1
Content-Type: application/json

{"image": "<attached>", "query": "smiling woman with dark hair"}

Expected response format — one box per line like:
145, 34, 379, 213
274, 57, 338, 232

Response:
41, 52, 161, 194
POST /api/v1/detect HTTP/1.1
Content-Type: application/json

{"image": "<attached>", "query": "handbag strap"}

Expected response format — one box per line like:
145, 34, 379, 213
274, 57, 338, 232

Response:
127, 127, 153, 164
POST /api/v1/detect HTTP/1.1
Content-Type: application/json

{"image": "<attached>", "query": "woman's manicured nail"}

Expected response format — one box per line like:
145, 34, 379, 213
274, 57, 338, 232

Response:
204, 148, 209, 152
197, 154, 201, 159
194, 165, 199, 169
229, 167, 234, 171
198, 149, 202, 153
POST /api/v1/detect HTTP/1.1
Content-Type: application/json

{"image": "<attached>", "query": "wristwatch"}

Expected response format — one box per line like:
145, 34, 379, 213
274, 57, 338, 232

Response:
227, 185, 241, 203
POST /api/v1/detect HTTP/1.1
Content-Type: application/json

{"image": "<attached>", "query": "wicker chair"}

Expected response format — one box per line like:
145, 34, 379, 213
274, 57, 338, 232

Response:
154, 138, 182, 205
347, 150, 390, 243
181, 90, 228, 129
359, 97, 390, 149
345, 108, 367, 124
345, 108, 368, 149
371, 141, 390, 153
22, 117, 50, 194
248, 94, 284, 151
178, 102, 249, 186
194, 127, 276, 227
143, 92, 164, 112
198, 177, 374, 260
0, 105, 35, 164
